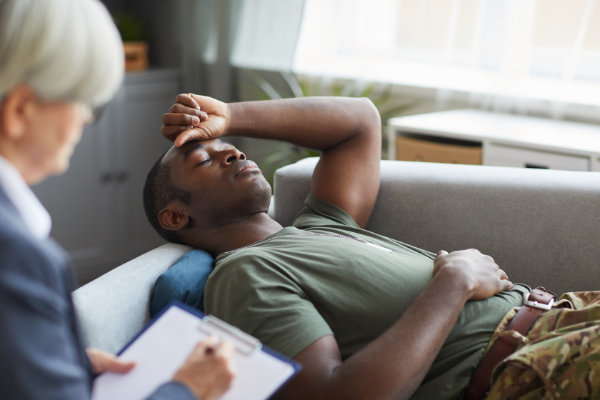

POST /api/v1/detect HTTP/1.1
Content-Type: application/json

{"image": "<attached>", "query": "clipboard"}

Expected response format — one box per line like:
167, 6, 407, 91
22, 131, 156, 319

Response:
92, 302, 300, 400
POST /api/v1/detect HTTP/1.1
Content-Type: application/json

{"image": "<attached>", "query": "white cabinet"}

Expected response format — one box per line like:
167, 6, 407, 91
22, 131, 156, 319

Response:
485, 143, 590, 171
387, 109, 600, 172
32, 69, 180, 285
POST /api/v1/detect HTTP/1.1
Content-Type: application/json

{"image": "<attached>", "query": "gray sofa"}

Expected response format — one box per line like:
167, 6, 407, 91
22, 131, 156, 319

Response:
73, 158, 600, 354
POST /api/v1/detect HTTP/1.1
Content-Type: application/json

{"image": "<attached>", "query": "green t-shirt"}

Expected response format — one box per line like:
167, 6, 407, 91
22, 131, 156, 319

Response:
204, 195, 529, 399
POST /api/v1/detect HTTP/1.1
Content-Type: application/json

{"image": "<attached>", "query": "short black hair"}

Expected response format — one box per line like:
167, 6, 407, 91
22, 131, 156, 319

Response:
143, 150, 191, 243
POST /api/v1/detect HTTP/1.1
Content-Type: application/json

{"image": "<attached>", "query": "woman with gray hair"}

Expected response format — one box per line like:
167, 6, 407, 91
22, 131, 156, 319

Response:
0, 0, 235, 399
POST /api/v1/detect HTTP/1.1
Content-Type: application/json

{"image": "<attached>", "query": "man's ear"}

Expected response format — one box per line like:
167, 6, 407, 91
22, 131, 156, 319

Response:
157, 206, 190, 231
0, 85, 36, 140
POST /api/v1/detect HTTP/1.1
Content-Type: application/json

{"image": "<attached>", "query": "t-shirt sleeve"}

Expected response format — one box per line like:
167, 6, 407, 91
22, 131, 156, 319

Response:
204, 251, 333, 358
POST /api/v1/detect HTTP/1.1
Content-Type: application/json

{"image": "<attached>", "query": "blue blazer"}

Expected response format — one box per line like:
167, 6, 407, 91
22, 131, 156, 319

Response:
0, 187, 194, 400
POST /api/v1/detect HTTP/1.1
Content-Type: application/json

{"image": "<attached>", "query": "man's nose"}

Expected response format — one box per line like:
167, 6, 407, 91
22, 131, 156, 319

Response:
223, 148, 246, 165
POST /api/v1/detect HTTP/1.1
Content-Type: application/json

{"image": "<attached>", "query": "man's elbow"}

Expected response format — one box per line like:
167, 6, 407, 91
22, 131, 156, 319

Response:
357, 97, 381, 139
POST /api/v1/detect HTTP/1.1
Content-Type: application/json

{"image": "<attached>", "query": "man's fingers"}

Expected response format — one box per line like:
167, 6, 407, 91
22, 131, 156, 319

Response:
161, 126, 208, 147
161, 125, 190, 140
502, 279, 514, 291
168, 103, 208, 120
174, 130, 199, 147
190, 93, 212, 106
497, 268, 513, 292
175, 93, 200, 109
163, 112, 200, 127
432, 250, 448, 275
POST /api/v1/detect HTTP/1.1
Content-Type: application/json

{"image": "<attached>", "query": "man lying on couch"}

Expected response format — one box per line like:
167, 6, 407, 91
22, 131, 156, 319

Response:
143, 93, 600, 399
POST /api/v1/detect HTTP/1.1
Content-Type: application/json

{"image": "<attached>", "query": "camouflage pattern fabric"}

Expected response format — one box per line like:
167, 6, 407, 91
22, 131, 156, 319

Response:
484, 291, 600, 400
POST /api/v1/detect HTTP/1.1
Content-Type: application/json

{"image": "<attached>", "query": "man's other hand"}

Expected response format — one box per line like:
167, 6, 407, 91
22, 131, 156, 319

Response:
433, 249, 513, 300
162, 93, 230, 147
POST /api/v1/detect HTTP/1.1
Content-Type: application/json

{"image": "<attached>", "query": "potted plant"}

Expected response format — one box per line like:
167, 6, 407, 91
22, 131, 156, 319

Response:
113, 13, 148, 72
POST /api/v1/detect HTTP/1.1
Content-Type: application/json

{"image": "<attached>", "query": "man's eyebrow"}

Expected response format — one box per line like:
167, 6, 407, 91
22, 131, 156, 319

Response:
183, 142, 204, 161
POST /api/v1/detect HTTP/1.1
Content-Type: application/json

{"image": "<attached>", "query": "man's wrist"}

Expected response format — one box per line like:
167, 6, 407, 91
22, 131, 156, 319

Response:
222, 102, 233, 138
431, 266, 474, 302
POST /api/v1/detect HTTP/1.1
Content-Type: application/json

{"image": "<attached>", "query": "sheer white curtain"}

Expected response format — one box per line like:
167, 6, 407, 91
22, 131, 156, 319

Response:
177, 0, 236, 100
294, 0, 600, 118
232, 0, 305, 71
178, 0, 305, 101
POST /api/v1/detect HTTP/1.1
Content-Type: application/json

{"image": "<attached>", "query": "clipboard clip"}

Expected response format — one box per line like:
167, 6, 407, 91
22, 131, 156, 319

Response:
197, 315, 261, 356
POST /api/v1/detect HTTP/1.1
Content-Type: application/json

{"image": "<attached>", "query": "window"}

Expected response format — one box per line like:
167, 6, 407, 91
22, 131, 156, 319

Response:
294, 0, 600, 107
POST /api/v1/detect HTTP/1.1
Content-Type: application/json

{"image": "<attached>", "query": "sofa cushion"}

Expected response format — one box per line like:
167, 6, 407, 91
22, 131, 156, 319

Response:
149, 249, 214, 317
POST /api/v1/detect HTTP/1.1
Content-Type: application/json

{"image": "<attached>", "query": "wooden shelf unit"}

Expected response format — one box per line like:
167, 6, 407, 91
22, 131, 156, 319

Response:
387, 109, 600, 171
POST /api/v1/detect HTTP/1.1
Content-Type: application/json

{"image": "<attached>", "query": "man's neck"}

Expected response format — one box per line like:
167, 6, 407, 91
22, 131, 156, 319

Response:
187, 212, 284, 256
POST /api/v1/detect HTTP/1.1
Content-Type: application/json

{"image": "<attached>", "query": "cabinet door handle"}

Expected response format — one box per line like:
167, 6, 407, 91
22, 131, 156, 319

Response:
101, 172, 129, 183
525, 163, 549, 169
115, 171, 129, 182
100, 172, 113, 183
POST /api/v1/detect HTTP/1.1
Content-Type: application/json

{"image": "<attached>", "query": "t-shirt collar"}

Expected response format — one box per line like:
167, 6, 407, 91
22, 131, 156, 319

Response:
0, 155, 51, 239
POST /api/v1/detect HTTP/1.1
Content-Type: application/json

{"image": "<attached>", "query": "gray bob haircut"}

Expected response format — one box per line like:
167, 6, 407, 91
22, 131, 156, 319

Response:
0, 0, 124, 106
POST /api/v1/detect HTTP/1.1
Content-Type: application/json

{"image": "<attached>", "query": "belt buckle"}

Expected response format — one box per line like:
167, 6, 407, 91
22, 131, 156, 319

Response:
524, 296, 554, 310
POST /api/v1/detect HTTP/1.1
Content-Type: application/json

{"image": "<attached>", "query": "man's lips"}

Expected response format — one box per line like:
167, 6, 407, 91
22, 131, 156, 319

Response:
235, 161, 261, 177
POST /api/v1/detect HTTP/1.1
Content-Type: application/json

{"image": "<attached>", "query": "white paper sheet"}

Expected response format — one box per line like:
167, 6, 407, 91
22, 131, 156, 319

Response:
92, 304, 298, 400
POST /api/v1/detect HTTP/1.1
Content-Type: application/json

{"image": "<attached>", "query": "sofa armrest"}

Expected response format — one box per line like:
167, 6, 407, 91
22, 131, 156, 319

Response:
72, 243, 191, 353
274, 158, 600, 295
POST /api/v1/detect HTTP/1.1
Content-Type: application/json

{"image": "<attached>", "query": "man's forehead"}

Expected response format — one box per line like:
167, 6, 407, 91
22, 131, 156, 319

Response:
163, 138, 234, 162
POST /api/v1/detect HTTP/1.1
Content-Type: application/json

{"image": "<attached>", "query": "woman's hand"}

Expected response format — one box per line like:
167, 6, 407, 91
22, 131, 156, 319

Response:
88, 336, 235, 400
86, 348, 136, 375
162, 93, 230, 147
173, 337, 236, 400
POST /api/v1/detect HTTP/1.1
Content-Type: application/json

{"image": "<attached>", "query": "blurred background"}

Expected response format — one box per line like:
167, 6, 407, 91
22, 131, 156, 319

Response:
33, 0, 600, 284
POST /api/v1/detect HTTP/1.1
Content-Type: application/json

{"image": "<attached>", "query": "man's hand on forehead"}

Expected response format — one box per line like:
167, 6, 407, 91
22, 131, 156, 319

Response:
162, 97, 207, 133
177, 93, 209, 121
162, 94, 230, 147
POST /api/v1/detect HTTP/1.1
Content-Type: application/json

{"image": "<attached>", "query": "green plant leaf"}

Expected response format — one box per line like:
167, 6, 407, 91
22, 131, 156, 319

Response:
281, 72, 305, 98
252, 74, 283, 100
244, 72, 418, 183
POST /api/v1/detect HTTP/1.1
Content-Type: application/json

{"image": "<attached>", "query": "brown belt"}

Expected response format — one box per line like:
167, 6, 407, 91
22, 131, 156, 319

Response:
463, 287, 556, 400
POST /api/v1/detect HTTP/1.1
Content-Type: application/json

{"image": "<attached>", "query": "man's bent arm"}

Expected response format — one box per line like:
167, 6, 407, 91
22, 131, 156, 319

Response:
166, 95, 382, 228
226, 97, 381, 227
273, 250, 513, 400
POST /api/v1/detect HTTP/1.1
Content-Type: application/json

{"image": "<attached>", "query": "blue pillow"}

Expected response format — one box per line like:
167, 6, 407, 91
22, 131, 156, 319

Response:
149, 249, 214, 318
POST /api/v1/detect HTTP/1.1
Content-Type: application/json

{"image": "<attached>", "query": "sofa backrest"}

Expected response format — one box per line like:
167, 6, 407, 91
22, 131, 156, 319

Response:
274, 158, 600, 295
